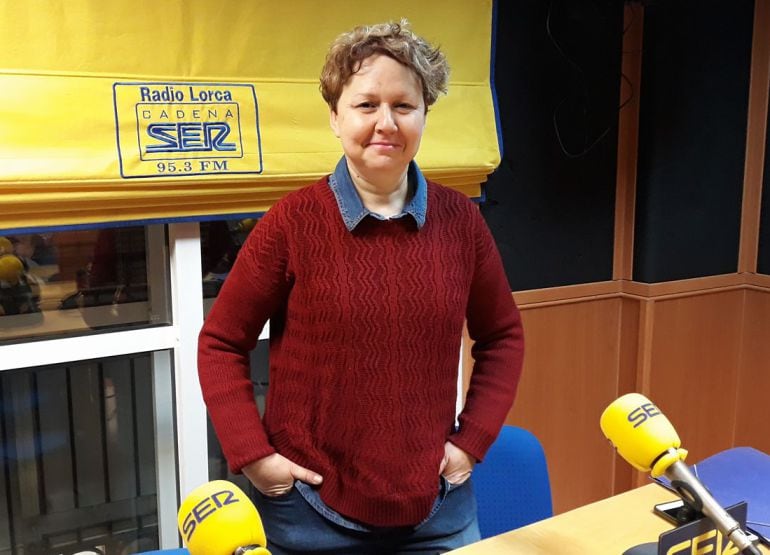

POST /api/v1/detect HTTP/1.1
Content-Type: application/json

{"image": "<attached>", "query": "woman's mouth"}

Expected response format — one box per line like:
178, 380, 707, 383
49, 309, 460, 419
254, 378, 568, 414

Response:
368, 142, 401, 150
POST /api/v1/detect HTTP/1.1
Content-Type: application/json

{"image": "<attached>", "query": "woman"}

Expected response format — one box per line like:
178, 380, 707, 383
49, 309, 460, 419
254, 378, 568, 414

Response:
198, 20, 524, 554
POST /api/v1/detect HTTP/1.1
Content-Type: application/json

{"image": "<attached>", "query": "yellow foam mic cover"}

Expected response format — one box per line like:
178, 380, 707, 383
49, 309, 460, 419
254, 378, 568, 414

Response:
0, 255, 23, 285
178, 480, 269, 555
0, 237, 12, 255
600, 393, 687, 477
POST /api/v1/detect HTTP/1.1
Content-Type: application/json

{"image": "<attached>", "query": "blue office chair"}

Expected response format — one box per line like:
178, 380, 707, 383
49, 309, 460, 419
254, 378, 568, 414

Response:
472, 425, 553, 538
135, 550, 188, 554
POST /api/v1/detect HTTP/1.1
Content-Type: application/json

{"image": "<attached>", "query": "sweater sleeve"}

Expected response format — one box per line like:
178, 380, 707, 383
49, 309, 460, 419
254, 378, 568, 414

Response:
197, 205, 292, 473
449, 206, 524, 462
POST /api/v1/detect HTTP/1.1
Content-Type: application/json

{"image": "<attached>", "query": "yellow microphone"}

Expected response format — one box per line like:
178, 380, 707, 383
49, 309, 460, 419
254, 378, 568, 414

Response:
0, 254, 24, 286
600, 393, 760, 555
599, 392, 688, 477
177, 480, 271, 555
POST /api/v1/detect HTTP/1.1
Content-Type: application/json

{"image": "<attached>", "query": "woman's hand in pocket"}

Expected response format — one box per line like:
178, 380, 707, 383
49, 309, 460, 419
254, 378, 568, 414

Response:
439, 441, 475, 485
243, 453, 323, 497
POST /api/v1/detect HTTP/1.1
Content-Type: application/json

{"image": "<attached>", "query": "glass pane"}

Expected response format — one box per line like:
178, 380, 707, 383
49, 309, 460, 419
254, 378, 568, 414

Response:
0, 353, 165, 554
0, 226, 170, 344
200, 218, 257, 302
199, 217, 268, 486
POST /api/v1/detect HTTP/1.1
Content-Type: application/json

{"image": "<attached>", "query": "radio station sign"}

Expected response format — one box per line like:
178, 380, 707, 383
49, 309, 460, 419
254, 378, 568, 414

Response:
113, 82, 263, 178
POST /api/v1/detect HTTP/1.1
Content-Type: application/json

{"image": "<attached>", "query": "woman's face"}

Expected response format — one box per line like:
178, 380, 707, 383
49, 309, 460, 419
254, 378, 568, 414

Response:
330, 54, 426, 187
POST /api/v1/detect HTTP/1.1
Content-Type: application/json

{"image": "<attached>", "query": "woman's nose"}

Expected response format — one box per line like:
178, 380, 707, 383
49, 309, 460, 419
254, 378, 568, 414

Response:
375, 106, 397, 132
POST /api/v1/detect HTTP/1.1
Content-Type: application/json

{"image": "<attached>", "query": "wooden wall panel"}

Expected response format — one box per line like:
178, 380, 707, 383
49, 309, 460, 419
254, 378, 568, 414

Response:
734, 288, 770, 452
613, 297, 640, 493
739, 0, 770, 273
496, 282, 769, 514
613, 4, 644, 281
642, 290, 745, 462
507, 298, 629, 514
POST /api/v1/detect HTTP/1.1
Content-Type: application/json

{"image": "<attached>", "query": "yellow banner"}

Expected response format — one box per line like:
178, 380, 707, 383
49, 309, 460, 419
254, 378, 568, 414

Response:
0, 0, 499, 230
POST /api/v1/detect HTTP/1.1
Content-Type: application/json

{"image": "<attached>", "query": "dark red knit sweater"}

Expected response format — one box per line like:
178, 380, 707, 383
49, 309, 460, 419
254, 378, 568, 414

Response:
198, 176, 524, 527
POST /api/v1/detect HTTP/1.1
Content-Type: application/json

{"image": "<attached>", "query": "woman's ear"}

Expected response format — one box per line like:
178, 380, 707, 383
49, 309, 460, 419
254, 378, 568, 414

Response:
329, 109, 340, 138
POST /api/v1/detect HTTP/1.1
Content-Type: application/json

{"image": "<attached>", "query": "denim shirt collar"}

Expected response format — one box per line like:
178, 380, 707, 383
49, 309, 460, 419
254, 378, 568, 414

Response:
328, 156, 427, 232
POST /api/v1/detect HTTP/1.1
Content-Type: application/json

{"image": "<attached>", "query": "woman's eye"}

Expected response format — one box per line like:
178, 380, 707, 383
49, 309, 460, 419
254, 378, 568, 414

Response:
356, 102, 376, 109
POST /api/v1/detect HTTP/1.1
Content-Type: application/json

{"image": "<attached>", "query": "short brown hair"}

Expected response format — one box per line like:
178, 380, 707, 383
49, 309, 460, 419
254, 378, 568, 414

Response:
320, 20, 449, 112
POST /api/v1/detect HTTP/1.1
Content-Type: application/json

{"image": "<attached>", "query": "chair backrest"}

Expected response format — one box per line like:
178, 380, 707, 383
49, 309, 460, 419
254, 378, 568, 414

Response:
472, 425, 553, 538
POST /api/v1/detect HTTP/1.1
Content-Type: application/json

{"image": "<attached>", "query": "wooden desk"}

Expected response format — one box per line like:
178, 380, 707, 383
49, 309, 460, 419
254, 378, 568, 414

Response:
451, 484, 769, 554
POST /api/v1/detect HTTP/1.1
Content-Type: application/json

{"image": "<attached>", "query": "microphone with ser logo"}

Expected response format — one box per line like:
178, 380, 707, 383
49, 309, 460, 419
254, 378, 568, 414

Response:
177, 480, 271, 555
600, 393, 760, 555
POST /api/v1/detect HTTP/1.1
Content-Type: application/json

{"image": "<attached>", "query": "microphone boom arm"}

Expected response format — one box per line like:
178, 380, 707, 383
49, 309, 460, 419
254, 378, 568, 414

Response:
663, 449, 760, 555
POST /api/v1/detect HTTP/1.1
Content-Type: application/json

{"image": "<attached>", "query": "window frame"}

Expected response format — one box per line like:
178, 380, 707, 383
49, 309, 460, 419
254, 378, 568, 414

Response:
0, 222, 208, 550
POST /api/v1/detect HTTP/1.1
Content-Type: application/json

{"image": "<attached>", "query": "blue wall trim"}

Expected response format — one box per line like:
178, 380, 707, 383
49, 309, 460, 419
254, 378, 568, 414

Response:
490, 0, 504, 160
0, 211, 266, 236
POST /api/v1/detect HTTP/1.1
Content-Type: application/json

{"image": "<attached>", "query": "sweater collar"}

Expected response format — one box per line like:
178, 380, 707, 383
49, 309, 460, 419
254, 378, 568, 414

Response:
328, 156, 427, 232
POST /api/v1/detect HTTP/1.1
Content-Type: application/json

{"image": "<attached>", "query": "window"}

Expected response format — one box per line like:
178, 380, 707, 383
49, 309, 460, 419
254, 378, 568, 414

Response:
0, 221, 207, 551
0, 226, 170, 343
0, 352, 172, 554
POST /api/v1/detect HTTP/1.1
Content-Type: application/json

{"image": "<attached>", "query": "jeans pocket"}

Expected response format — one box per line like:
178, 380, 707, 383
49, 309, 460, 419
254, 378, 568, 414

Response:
442, 474, 470, 493
256, 482, 296, 501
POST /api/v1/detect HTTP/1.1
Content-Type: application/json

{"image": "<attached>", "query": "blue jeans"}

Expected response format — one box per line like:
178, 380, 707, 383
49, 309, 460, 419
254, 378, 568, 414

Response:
251, 477, 480, 554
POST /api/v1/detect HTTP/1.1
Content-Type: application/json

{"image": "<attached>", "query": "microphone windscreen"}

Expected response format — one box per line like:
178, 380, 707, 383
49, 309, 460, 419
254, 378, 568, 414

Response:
177, 480, 268, 555
600, 393, 684, 473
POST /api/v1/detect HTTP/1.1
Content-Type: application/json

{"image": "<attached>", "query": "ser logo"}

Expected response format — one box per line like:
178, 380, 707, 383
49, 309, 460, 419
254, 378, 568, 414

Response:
114, 82, 262, 177
180, 488, 239, 542
145, 122, 236, 153
627, 402, 661, 428
137, 103, 241, 159
666, 528, 741, 555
